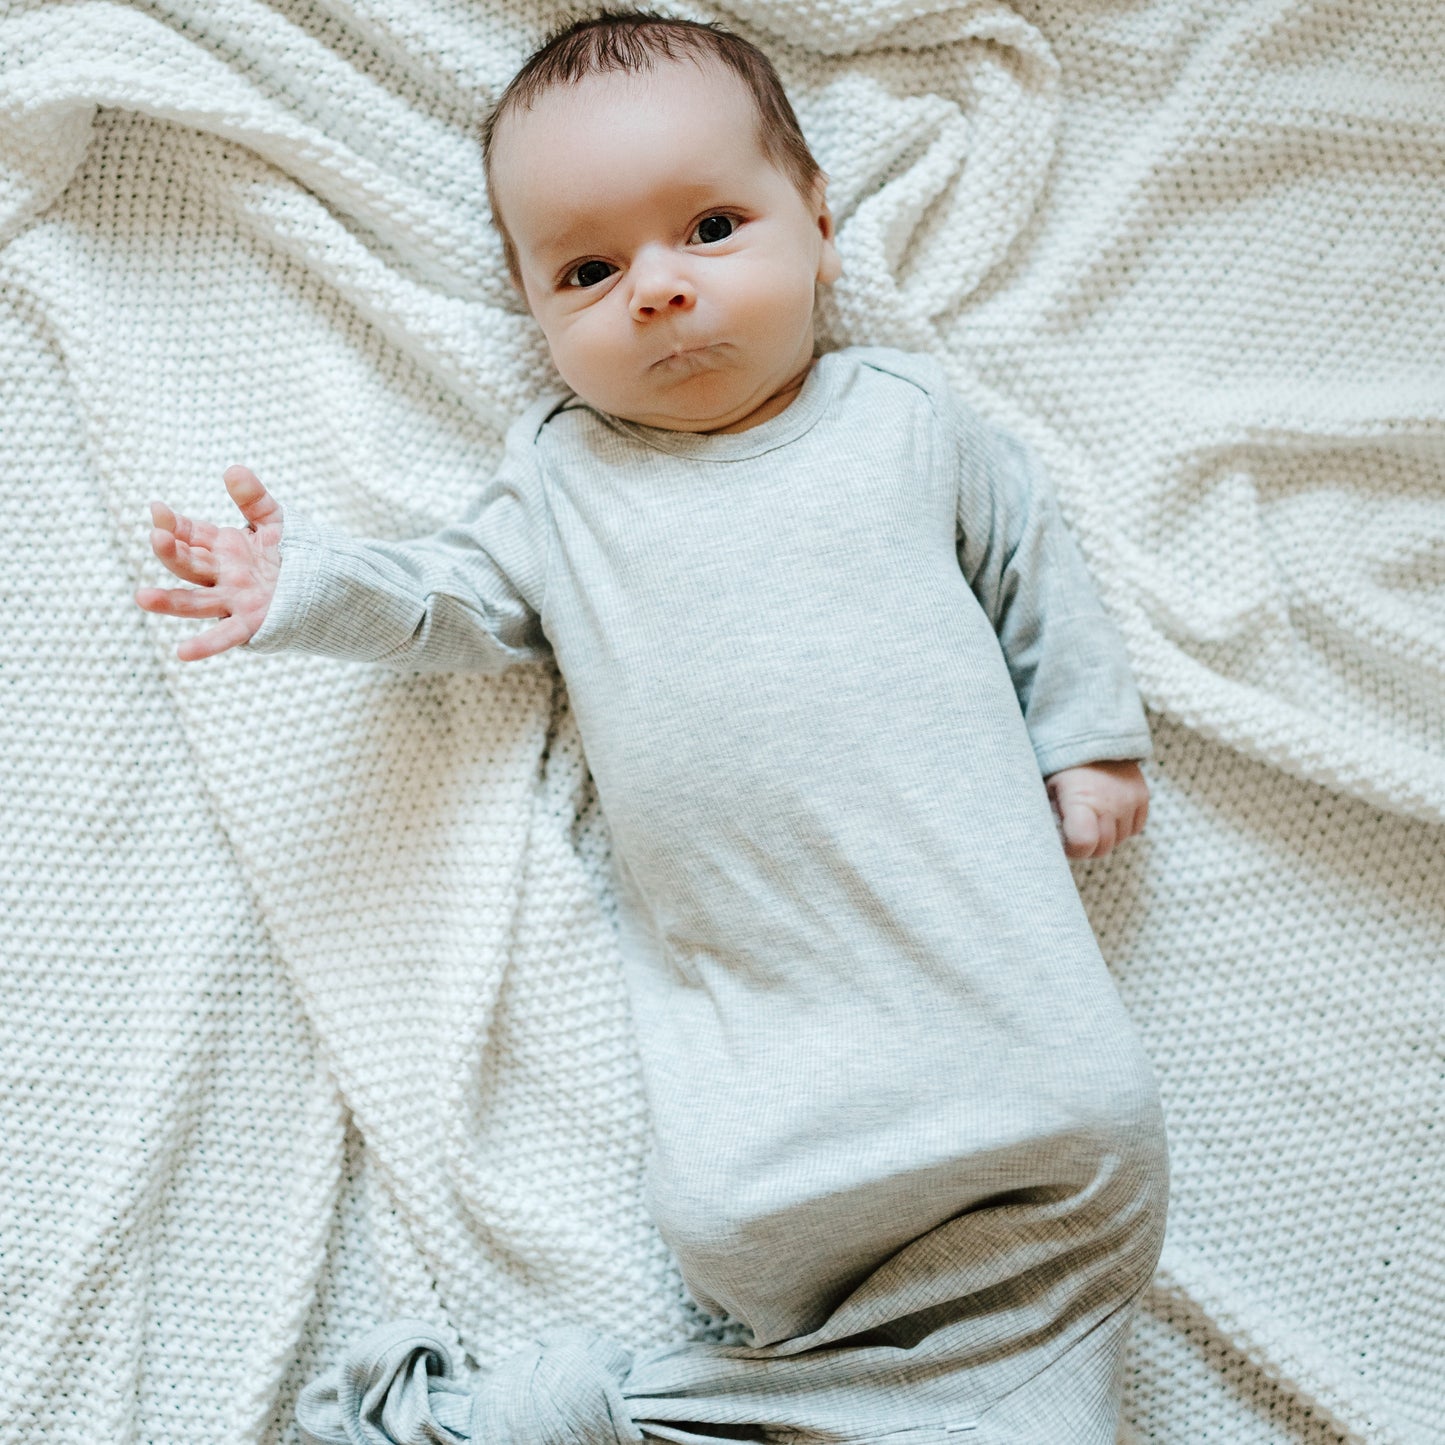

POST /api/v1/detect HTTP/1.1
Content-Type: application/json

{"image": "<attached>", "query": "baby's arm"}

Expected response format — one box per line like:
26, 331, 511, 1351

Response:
950, 402, 1151, 860
136, 427, 550, 672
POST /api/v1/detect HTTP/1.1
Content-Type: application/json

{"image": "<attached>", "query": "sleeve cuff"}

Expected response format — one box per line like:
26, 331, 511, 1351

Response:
1033, 727, 1155, 778
244, 511, 331, 655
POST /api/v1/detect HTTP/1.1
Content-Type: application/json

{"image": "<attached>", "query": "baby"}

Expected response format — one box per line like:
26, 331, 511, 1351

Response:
136, 12, 1168, 1443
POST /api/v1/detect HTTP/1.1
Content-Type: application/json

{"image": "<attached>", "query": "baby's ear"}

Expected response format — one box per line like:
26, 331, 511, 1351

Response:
811, 175, 843, 285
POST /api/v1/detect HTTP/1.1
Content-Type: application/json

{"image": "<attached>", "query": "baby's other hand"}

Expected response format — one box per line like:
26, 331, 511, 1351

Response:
1045, 759, 1149, 860
134, 465, 283, 661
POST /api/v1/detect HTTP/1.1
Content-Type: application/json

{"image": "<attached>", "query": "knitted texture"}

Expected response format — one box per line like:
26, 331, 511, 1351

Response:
1, 2, 1440, 1442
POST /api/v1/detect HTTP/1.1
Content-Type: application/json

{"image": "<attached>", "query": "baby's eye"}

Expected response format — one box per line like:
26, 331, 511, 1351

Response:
691, 214, 736, 244
566, 260, 616, 288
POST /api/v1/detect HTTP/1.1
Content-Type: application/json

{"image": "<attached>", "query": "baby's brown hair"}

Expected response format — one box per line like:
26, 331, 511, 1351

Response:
482, 9, 825, 286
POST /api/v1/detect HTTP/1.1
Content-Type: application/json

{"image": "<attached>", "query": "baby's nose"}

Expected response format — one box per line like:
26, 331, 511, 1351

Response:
633, 291, 692, 316
629, 252, 696, 318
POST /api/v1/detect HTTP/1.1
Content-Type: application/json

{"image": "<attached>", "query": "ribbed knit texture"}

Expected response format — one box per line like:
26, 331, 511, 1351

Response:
1, 2, 1440, 1443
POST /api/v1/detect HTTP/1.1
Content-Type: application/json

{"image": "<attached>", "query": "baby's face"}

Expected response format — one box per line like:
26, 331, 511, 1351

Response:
489, 59, 841, 433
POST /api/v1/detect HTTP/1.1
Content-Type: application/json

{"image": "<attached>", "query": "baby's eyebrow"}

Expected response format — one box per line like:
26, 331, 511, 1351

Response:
533, 221, 603, 262
529, 181, 736, 262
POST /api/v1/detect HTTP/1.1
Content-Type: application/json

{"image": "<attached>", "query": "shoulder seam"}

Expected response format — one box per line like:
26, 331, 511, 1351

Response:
847, 351, 949, 442
851, 349, 945, 402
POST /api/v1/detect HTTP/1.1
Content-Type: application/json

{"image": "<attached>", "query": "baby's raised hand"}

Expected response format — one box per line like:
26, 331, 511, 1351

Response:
1045, 759, 1149, 860
135, 465, 283, 661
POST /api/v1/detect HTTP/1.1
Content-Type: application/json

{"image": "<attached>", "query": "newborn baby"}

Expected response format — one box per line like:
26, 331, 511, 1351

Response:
136, 12, 1169, 1442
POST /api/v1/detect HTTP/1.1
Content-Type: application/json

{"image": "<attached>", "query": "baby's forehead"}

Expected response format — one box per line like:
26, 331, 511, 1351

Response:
493, 56, 762, 154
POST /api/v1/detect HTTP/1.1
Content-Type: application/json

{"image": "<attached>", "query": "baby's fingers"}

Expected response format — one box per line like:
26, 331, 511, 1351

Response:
149, 500, 223, 583
1132, 794, 1149, 838
1106, 795, 1148, 850
151, 499, 222, 552
175, 615, 253, 662
135, 585, 230, 619
149, 524, 219, 585
1058, 800, 1100, 859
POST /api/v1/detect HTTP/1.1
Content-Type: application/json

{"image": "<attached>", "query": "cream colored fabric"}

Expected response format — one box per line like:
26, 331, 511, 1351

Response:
1, 2, 1440, 1442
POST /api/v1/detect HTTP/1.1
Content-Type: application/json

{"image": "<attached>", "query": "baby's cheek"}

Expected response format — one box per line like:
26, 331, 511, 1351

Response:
547, 315, 616, 400
758, 258, 815, 320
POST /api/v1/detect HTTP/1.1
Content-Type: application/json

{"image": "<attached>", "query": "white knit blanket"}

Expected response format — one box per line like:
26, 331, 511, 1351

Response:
2, 1, 1441, 1441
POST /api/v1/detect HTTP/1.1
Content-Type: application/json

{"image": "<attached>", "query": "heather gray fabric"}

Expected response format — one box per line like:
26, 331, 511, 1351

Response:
294, 1325, 643, 1445
253, 346, 1168, 1442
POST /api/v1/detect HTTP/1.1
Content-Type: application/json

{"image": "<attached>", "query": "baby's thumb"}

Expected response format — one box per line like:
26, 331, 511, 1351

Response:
223, 464, 283, 530
1059, 800, 1100, 858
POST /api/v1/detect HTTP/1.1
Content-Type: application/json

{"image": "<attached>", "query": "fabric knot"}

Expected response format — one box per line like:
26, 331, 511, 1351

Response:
473, 1326, 642, 1445
295, 1319, 643, 1445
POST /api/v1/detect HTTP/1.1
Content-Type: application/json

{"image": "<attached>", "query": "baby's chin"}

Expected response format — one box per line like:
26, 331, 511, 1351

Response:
575, 392, 746, 433
578, 369, 805, 435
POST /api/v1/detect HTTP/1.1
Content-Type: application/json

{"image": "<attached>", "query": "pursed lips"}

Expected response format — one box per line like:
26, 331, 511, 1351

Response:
651, 342, 720, 371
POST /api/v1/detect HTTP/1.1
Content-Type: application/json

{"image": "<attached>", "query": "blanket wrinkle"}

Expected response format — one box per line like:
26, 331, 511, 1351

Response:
723, 0, 1053, 59
3, 0, 1442, 1440
0, 3, 492, 291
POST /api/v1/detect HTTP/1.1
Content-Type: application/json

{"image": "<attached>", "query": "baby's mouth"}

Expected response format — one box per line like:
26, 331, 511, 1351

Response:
652, 343, 719, 372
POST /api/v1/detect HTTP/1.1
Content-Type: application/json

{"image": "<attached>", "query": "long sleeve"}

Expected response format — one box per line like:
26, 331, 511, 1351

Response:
950, 398, 1152, 776
246, 401, 557, 674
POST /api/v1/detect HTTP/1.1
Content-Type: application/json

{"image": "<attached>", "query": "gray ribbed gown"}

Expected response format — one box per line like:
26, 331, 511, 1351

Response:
251, 346, 1169, 1444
